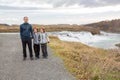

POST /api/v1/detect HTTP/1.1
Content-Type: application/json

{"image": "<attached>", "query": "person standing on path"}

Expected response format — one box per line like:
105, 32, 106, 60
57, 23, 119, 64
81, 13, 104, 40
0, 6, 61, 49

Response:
39, 28, 50, 59
33, 28, 40, 59
20, 16, 34, 60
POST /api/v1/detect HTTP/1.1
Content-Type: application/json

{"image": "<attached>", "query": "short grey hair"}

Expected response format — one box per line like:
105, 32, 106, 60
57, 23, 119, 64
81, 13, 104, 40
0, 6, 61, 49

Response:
23, 16, 28, 19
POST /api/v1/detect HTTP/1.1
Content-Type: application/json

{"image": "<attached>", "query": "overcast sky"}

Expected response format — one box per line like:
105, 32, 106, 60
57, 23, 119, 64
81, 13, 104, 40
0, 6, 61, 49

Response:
0, 0, 120, 25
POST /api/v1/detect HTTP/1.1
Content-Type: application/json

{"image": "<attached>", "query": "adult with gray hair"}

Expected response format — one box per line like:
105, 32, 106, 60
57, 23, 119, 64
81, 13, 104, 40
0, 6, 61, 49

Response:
20, 16, 34, 60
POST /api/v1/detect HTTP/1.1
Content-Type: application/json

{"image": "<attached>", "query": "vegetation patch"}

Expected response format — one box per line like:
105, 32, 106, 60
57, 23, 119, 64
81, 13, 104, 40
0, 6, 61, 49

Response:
0, 24, 100, 35
49, 36, 120, 80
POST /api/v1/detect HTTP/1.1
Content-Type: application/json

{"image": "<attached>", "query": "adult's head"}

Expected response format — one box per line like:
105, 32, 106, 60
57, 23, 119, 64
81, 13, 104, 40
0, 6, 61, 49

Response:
23, 16, 29, 23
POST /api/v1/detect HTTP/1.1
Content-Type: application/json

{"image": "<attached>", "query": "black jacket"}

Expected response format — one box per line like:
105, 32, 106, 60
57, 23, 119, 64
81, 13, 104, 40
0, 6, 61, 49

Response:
20, 23, 33, 40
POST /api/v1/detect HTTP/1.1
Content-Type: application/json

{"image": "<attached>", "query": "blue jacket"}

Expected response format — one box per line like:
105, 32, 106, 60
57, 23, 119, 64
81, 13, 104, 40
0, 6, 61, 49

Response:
20, 23, 33, 40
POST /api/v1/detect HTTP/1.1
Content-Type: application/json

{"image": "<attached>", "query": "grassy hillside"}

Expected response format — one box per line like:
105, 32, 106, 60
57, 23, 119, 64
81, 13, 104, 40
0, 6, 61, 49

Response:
0, 24, 100, 34
49, 36, 120, 80
85, 19, 120, 33
0, 25, 19, 32
1, 19, 120, 33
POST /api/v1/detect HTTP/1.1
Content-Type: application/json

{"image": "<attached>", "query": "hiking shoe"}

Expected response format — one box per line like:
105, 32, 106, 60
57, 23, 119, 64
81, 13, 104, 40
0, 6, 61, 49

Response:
30, 57, 34, 60
23, 57, 26, 61
43, 56, 48, 59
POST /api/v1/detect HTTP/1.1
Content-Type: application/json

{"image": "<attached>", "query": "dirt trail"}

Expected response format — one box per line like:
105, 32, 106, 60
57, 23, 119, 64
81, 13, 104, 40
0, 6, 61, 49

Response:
0, 34, 75, 80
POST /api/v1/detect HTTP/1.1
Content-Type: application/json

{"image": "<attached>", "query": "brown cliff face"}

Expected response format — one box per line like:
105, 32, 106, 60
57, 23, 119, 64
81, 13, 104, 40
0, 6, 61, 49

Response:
85, 19, 120, 33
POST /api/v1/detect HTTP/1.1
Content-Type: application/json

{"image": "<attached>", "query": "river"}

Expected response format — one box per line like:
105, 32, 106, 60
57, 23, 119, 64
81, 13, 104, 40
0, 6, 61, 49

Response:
49, 31, 120, 49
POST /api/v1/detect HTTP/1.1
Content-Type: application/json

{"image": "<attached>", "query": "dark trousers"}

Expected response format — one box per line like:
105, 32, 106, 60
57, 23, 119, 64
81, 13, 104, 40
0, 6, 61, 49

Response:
41, 43, 48, 57
34, 44, 40, 58
21, 39, 33, 58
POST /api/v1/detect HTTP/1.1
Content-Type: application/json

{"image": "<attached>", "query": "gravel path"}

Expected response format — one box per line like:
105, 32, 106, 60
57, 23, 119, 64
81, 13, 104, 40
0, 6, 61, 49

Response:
0, 34, 75, 80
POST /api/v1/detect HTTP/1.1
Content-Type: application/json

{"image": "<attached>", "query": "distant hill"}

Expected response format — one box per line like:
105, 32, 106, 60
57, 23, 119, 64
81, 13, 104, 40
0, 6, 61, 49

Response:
0, 24, 100, 34
0, 24, 10, 26
85, 19, 120, 33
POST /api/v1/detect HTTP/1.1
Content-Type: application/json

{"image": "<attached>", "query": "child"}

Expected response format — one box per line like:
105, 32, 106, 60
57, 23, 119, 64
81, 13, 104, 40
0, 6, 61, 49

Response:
33, 28, 40, 59
39, 28, 49, 58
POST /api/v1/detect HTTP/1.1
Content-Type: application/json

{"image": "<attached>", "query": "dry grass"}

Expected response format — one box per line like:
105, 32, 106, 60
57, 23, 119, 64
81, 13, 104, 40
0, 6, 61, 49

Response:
0, 25, 100, 34
49, 36, 120, 80
0, 25, 19, 32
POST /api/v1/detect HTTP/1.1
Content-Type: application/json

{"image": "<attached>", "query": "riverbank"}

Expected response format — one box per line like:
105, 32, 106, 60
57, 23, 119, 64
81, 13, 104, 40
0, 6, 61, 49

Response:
49, 36, 120, 80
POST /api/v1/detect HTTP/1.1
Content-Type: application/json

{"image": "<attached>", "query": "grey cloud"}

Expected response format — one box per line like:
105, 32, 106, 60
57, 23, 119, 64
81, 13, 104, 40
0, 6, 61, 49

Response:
0, 0, 120, 10
44, 0, 120, 7
0, 5, 41, 10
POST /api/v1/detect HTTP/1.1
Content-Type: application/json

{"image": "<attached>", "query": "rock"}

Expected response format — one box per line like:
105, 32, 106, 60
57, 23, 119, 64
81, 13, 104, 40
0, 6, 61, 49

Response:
115, 43, 120, 48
